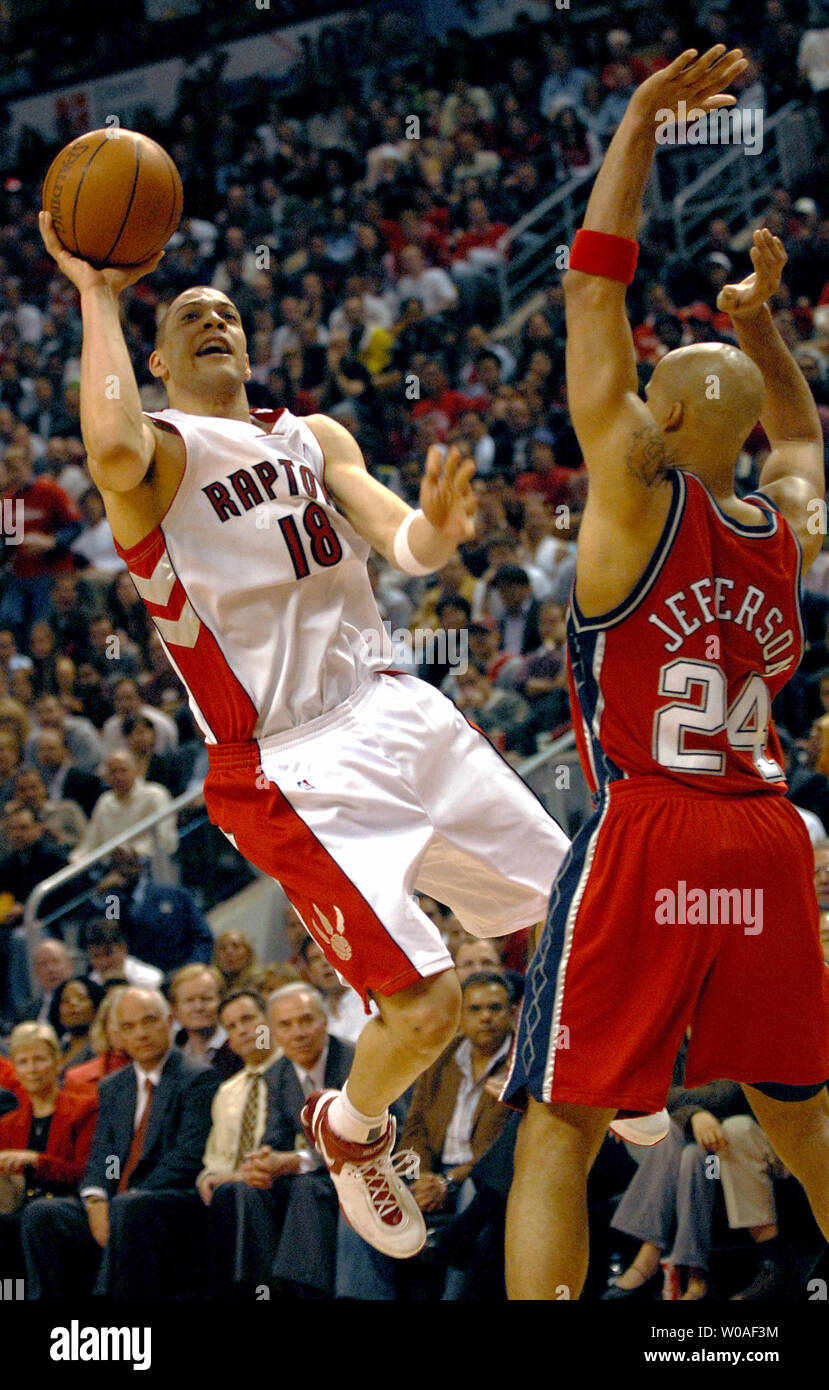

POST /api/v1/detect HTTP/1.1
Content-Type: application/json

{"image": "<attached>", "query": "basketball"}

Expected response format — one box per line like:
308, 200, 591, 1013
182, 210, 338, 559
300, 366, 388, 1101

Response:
41, 128, 182, 268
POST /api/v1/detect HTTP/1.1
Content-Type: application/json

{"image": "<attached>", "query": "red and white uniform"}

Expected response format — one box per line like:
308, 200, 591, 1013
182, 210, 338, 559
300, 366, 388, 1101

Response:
117, 407, 390, 742
504, 471, 829, 1113
116, 407, 570, 1000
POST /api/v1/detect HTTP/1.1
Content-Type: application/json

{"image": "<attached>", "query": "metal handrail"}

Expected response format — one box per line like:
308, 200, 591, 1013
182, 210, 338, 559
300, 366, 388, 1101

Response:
495, 170, 595, 319
515, 725, 593, 838
493, 99, 817, 320
21, 784, 205, 978
515, 724, 576, 776
670, 100, 818, 258
672, 101, 799, 219
497, 174, 594, 253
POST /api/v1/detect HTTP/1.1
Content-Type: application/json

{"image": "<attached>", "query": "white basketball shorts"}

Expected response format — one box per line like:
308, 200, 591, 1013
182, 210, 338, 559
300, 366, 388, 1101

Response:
204, 672, 570, 1000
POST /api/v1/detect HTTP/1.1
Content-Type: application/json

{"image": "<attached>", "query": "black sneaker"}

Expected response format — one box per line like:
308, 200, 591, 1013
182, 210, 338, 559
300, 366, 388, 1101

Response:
601, 1270, 662, 1300
730, 1258, 802, 1300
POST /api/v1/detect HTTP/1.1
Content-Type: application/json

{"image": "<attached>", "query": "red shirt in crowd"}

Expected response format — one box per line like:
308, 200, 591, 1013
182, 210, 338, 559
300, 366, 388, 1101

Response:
380, 217, 450, 272
2, 477, 81, 579
452, 223, 510, 262
515, 467, 582, 508
411, 390, 489, 426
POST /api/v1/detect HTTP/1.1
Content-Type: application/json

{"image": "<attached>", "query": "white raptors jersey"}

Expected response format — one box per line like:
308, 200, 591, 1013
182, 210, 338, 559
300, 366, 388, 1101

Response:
113, 407, 391, 743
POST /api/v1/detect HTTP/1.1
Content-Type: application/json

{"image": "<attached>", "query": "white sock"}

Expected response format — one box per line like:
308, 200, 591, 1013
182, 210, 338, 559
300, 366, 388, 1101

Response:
328, 1084, 388, 1145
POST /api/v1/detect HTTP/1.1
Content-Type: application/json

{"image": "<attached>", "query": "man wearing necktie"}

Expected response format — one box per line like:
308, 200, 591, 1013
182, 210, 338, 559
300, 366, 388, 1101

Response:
206, 983, 355, 1298
197, 988, 281, 1204
20, 985, 219, 1299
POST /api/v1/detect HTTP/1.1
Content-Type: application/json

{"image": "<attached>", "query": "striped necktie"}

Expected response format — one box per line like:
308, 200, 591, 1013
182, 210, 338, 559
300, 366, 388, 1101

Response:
235, 1072, 264, 1167
118, 1079, 155, 1193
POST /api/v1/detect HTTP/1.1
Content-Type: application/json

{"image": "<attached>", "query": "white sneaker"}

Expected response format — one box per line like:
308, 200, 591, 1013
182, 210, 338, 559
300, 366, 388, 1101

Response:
609, 1109, 670, 1147
301, 1089, 427, 1258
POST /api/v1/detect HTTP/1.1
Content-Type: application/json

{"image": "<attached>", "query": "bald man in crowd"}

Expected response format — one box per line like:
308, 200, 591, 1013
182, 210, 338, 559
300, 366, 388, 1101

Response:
20, 985, 219, 1298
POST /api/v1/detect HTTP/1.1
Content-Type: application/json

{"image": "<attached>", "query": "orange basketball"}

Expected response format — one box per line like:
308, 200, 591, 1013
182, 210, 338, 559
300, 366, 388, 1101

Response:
42, 128, 183, 268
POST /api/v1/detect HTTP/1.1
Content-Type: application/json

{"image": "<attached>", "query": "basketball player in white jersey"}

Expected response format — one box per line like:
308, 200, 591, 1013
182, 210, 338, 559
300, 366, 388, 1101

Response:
38, 208, 573, 1259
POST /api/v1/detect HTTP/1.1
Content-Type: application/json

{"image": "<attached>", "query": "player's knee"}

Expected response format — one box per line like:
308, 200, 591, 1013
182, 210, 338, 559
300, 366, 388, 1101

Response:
519, 1098, 609, 1166
379, 970, 461, 1055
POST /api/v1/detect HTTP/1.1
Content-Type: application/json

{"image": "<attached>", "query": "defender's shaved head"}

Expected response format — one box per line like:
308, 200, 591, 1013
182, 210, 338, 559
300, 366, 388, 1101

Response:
646, 343, 764, 485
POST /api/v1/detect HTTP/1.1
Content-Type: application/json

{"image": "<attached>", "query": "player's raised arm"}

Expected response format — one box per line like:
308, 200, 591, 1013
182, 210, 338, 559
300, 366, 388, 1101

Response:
717, 229, 825, 568
305, 414, 477, 574
39, 210, 162, 493
563, 46, 747, 517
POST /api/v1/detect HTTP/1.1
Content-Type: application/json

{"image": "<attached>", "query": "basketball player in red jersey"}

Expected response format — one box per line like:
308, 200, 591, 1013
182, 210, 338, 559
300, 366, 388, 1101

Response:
37, 208, 572, 1260
502, 47, 829, 1299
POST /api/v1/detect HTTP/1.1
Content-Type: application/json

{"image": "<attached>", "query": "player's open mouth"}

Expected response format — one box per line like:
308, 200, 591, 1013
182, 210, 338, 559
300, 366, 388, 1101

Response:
196, 342, 232, 356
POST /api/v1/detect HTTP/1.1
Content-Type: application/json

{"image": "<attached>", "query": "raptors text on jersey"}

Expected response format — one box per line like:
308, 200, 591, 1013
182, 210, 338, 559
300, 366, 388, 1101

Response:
568, 469, 803, 796
113, 407, 392, 743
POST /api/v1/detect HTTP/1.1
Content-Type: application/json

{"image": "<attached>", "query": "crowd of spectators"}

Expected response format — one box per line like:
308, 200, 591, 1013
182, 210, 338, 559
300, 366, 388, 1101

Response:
1, 0, 829, 1300
4, 5, 829, 773
2, 891, 825, 1299
0, 0, 368, 99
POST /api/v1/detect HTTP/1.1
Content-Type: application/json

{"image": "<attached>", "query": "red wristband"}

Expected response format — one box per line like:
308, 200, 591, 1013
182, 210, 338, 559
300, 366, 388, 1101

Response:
569, 228, 639, 285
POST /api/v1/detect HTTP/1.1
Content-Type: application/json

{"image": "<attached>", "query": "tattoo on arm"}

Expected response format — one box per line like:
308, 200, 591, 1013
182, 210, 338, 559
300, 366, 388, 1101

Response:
625, 425, 674, 487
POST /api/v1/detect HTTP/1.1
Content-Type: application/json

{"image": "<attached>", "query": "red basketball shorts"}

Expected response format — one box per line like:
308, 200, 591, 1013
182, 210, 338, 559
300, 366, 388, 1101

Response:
503, 776, 829, 1114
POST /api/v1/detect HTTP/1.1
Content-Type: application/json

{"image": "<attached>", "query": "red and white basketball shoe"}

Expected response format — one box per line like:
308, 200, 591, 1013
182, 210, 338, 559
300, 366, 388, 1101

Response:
301, 1089, 427, 1258
609, 1109, 670, 1146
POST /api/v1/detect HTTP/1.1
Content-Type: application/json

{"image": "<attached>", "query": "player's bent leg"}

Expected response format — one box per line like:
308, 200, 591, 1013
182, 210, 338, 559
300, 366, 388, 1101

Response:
505, 1097, 616, 1301
348, 968, 462, 1114
741, 1084, 829, 1246
301, 969, 462, 1262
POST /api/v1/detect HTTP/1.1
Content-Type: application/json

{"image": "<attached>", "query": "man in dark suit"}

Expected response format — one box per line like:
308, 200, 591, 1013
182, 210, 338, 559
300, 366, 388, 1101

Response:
20, 985, 219, 1298
29, 726, 105, 819
88, 846, 214, 974
122, 713, 202, 797
492, 565, 543, 655
11, 938, 73, 1025
206, 982, 352, 1298
0, 805, 72, 1022
0, 805, 70, 917
170, 963, 242, 1082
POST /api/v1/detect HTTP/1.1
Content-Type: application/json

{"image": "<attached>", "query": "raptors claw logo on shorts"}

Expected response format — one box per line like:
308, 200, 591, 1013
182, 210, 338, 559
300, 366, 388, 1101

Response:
309, 903, 351, 960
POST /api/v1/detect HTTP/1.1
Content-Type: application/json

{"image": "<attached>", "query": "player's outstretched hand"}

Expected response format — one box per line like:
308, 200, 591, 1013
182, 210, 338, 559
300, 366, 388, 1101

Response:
39, 210, 164, 296
419, 444, 477, 544
716, 228, 787, 321
631, 44, 748, 123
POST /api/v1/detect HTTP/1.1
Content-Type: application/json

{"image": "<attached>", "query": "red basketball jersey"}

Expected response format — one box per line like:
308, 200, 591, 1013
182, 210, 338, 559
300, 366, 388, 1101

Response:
568, 470, 803, 797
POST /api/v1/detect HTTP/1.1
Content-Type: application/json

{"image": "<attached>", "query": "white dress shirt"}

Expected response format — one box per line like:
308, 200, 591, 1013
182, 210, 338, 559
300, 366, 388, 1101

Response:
89, 954, 164, 990
290, 1040, 329, 1101
441, 1034, 512, 1169
325, 989, 372, 1046
290, 1042, 329, 1173
133, 1056, 167, 1127
395, 268, 458, 316
70, 778, 178, 863
199, 1050, 282, 1180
